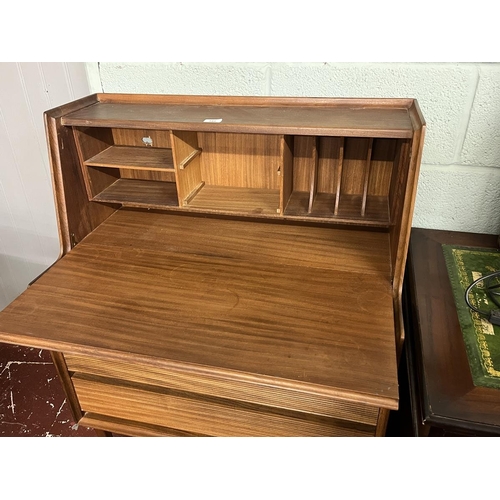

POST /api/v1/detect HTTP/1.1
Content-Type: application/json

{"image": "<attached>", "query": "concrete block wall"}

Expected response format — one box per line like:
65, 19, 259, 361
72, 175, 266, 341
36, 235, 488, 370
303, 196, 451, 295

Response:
89, 62, 500, 234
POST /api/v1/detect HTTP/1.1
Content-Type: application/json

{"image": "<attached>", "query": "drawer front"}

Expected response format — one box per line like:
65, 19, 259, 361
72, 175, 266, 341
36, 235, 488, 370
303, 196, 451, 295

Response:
72, 375, 376, 437
79, 412, 206, 437
65, 354, 379, 426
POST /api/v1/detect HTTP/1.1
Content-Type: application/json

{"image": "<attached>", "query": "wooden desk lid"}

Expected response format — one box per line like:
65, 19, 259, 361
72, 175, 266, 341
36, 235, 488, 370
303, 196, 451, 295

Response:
0, 210, 398, 408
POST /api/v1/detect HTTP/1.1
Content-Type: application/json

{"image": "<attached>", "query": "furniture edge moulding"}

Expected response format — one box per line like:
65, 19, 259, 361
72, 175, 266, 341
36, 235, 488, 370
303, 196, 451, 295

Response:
59, 95, 416, 139
44, 93, 118, 259
391, 101, 426, 358
95, 93, 417, 109
0, 322, 400, 413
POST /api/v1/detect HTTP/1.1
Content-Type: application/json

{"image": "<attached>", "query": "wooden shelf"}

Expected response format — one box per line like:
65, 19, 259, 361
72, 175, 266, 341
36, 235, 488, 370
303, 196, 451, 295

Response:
92, 180, 389, 225
187, 185, 281, 215
85, 145, 174, 171
285, 192, 390, 225
93, 179, 178, 207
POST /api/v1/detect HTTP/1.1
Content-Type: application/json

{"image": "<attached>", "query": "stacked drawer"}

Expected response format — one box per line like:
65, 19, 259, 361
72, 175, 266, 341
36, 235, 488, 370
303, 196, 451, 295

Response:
64, 354, 380, 437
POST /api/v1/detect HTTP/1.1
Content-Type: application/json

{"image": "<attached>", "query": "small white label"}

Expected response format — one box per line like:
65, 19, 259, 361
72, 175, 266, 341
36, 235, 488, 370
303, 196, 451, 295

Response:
203, 118, 223, 123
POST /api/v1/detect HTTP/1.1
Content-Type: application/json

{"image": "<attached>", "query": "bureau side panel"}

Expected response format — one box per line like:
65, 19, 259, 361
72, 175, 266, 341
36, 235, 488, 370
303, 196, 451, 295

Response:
44, 95, 118, 257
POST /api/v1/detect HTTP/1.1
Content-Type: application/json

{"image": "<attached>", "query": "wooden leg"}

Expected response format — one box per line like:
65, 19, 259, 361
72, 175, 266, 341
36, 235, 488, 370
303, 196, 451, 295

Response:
50, 351, 83, 422
375, 408, 390, 436
51, 351, 114, 436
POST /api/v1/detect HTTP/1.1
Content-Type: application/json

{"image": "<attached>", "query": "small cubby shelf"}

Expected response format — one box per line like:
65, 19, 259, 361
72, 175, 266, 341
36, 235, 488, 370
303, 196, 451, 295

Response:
71, 115, 412, 228
284, 192, 390, 225
85, 145, 174, 171
281, 135, 401, 225
188, 185, 281, 215
93, 179, 179, 207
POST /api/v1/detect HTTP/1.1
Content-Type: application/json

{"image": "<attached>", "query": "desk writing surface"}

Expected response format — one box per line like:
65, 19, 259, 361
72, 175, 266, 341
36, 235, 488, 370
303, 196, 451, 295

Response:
0, 210, 398, 407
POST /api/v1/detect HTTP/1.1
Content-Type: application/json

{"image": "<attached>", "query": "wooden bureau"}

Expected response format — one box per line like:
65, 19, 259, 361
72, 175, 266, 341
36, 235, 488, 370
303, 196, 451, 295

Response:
0, 94, 425, 436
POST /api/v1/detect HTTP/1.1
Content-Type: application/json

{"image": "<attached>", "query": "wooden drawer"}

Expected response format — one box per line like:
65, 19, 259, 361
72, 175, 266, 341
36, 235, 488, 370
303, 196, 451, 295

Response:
65, 354, 379, 427
72, 375, 376, 437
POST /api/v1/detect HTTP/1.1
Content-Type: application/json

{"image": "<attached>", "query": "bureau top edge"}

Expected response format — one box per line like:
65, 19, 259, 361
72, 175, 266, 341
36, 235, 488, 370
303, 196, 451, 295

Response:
57, 95, 422, 139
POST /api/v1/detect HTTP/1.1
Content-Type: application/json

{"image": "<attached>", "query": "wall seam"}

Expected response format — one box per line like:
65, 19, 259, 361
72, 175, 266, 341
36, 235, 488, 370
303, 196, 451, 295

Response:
452, 64, 480, 164
98, 62, 104, 93
420, 162, 500, 172
265, 64, 272, 96
62, 63, 75, 101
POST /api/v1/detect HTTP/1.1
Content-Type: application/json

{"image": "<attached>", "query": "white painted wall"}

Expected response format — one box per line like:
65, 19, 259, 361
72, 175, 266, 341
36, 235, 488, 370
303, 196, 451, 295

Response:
0, 62, 91, 311
90, 62, 500, 235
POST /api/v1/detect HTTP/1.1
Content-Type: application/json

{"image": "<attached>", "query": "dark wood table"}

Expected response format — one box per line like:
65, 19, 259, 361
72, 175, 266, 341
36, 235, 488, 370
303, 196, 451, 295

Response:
404, 228, 500, 436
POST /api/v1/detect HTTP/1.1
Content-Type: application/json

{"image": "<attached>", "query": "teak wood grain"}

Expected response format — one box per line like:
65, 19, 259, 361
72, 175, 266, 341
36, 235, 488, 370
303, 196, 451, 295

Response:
390, 103, 425, 351
72, 375, 375, 437
292, 136, 318, 193
171, 130, 202, 206
341, 138, 371, 196
0, 94, 425, 436
44, 95, 118, 255
64, 353, 379, 424
285, 192, 390, 224
119, 169, 176, 182
61, 101, 414, 138
93, 179, 178, 207
79, 413, 205, 437
111, 128, 172, 148
0, 210, 397, 408
198, 133, 281, 190
279, 135, 293, 213
317, 137, 343, 195
368, 139, 398, 197
85, 145, 174, 171
187, 185, 280, 215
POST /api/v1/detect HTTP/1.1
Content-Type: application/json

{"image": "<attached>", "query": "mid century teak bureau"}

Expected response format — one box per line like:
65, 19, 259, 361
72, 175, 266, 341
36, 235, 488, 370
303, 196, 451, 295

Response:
0, 94, 425, 436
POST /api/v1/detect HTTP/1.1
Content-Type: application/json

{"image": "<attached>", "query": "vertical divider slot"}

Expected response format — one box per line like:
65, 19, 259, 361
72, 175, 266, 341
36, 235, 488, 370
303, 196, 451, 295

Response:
360, 138, 374, 217
171, 130, 203, 207
333, 138, 345, 216
280, 136, 294, 214
307, 137, 319, 214
73, 127, 115, 200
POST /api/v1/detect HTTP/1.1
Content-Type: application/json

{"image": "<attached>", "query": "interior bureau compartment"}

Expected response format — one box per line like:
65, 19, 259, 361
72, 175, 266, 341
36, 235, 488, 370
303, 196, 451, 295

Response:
0, 94, 425, 436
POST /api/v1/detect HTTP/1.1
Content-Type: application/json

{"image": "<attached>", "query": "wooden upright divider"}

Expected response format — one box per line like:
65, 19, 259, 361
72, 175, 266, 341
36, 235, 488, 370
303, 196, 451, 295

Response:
333, 137, 345, 215
73, 127, 116, 199
307, 138, 319, 214
111, 128, 174, 182
280, 135, 294, 214
315, 136, 344, 216
171, 130, 203, 207
360, 138, 374, 217
0, 94, 425, 437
